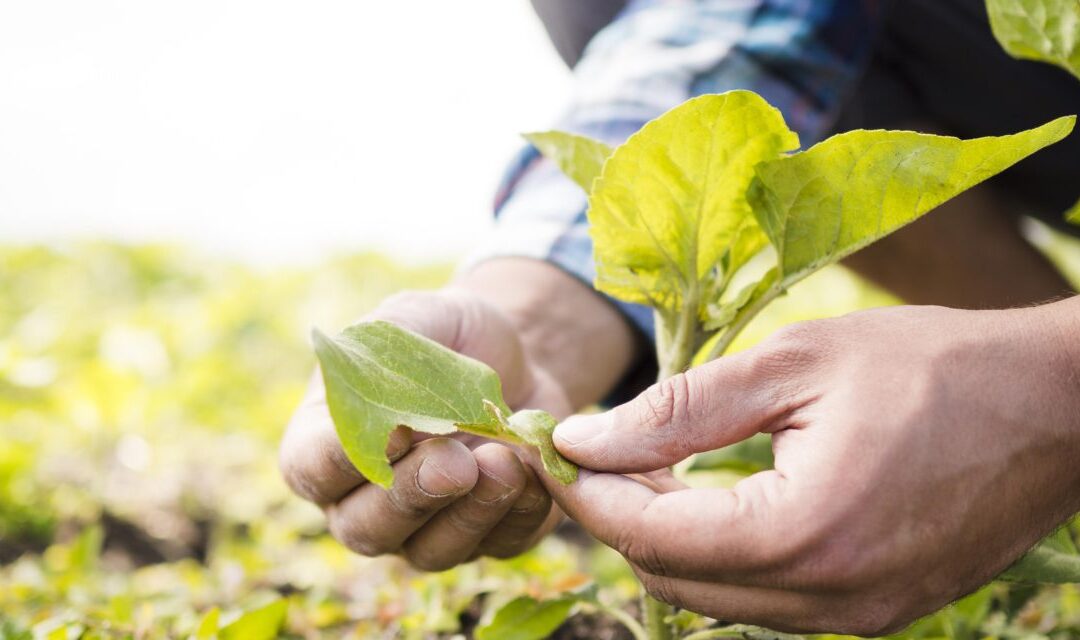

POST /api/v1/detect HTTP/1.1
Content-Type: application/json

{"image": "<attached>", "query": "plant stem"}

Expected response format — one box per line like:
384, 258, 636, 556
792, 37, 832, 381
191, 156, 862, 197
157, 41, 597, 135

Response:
702, 284, 782, 362
646, 289, 704, 640
642, 591, 676, 640
595, 602, 650, 640
680, 630, 745, 640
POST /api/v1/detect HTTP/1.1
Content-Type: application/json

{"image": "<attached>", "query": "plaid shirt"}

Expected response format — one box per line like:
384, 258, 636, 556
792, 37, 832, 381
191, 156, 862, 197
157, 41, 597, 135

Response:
468, 0, 884, 339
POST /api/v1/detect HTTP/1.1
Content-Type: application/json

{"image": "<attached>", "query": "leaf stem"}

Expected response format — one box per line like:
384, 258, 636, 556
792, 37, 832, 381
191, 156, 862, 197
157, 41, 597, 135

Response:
594, 601, 650, 640
642, 592, 676, 640
702, 284, 782, 362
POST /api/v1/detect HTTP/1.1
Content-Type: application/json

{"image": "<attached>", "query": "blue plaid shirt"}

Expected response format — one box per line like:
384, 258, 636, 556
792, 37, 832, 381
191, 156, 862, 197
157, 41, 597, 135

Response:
469, 0, 884, 340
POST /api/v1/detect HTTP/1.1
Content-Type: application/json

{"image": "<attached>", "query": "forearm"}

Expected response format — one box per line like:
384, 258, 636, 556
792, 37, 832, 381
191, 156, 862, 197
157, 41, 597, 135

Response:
1032, 295, 1080, 448
451, 257, 639, 409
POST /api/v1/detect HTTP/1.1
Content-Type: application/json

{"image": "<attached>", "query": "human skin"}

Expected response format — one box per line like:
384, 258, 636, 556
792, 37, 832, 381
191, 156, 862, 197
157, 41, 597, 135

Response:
279, 257, 637, 570
279, 170, 1074, 570
547, 297, 1080, 635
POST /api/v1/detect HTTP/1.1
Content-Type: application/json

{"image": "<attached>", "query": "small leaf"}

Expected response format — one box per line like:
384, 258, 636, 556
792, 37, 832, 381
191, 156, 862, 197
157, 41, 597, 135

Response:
1066, 196, 1080, 225
749, 117, 1076, 291
219, 600, 287, 640
507, 410, 577, 484
986, 0, 1080, 80
314, 321, 576, 487
193, 607, 220, 640
586, 91, 799, 314
525, 131, 613, 193
475, 595, 576, 640
1001, 537, 1080, 583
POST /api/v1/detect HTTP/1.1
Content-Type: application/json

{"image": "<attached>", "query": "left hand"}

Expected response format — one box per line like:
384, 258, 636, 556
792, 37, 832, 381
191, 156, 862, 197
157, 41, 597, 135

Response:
544, 302, 1080, 635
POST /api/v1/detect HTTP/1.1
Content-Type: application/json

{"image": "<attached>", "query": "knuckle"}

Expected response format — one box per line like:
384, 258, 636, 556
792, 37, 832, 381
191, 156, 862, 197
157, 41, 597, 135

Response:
279, 429, 352, 504
620, 532, 670, 578
327, 513, 388, 557
755, 320, 827, 373
640, 574, 682, 609
387, 487, 442, 521
614, 512, 670, 578
828, 598, 905, 637
445, 504, 498, 537
402, 546, 455, 572
636, 372, 695, 434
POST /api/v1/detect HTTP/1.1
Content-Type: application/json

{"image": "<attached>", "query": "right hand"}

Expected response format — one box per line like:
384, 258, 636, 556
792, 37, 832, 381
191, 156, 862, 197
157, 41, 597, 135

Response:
279, 289, 572, 570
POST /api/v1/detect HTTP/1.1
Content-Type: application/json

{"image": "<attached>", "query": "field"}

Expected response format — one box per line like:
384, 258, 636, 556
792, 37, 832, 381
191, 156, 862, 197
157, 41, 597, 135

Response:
2, 237, 1080, 639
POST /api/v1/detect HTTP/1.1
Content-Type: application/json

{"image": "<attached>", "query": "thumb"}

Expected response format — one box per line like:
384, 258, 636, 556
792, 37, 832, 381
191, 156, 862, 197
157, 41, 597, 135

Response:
553, 350, 797, 472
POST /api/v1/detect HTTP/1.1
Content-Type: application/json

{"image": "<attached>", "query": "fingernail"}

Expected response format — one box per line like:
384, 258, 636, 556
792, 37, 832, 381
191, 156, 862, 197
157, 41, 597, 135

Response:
510, 489, 546, 513
471, 468, 517, 504
416, 459, 462, 497
554, 414, 606, 446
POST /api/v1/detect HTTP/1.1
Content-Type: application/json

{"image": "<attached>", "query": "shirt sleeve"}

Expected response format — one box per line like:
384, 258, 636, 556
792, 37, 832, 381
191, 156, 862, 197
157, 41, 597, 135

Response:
464, 0, 883, 392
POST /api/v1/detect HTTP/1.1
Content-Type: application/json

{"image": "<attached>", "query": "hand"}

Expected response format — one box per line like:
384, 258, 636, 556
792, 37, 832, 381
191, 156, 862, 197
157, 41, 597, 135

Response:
280, 288, 572, 570
545, 302, 1080, 635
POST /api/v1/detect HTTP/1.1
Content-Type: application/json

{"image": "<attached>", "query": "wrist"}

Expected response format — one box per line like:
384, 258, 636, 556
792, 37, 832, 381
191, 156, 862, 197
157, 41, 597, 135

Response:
450, 257, 639, 409
1023, 297, 1080, 481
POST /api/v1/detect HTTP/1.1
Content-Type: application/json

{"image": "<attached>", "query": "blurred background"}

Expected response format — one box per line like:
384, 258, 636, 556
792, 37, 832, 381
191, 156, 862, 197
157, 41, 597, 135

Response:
3, 2, 1080, 639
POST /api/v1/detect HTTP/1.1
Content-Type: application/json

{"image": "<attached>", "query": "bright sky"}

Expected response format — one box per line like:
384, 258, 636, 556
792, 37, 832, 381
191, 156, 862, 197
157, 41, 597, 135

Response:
0, 2, 570, 265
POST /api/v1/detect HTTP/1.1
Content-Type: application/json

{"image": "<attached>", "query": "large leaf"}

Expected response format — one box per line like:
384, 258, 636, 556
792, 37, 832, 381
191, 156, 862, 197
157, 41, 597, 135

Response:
586, 91, 799, 313
749, 117, 1076, 290
524, 131, 613, 193
986, 0, 1080, 80
313, 320, 575, 488
475, 595, 576, 640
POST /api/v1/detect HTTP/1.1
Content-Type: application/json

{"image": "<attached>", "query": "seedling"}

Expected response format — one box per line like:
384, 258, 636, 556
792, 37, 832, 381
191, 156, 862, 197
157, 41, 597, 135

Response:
314, 90, 1075, 639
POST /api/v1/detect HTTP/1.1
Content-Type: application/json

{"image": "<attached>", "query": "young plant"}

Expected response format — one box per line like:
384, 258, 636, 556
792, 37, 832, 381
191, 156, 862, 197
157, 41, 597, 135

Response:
314, 91, 1075, 639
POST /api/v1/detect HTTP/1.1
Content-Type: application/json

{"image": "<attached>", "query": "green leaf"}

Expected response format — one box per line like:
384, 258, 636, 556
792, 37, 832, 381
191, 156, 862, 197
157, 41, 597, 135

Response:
749, 117, 1076, 291
193, 608, 220, 640
219, 600, 287, 640
507, 410, 577, 485
475, 595, 576, 640
1066, 196, 1080, 225
314, 320, 576, 487
689, 432, 774, 475
1001, 537, 1080, 583
586, 91, 799, 314
986, 0, 1080, 80
524, 131, 613, 193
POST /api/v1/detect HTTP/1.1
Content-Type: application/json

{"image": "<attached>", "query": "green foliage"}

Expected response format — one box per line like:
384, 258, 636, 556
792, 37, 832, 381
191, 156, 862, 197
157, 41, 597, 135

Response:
523, 131, 613, 192
219, 599, 287, 640
475, 595, 577, 640
535, 90, 1079, 635
583, 92, 796, 317
1067, 198, 1080, 225
314, 321, 576, 487
536, 91, 1073, 371
3, 235, 1080, 638
749, 118, 1075, 291
986, 0, 1080, 80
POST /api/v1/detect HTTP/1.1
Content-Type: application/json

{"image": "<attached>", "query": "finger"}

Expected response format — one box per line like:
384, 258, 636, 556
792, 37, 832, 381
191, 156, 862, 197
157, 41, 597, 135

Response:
400, 444, 526, 571
553, 342, 810, 472
326, 438, 478, 556
280, 374, 411, 504
542, 466, 792, 581
368, 290, 536, 407
630, 567, 865, 635
474, 460, 556, 559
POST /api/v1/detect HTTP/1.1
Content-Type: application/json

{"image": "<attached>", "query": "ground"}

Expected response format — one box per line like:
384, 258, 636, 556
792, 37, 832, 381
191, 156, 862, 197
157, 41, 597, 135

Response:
1, 237, 1079, 639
